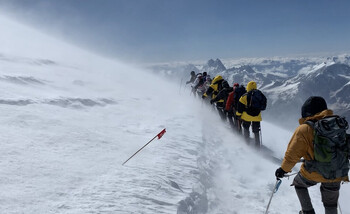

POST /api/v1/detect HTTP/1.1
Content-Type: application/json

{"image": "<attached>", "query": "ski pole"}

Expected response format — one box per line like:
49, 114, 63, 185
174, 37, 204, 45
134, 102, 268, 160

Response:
265, 178, 282, 214
338, 202, 343, 214
179, 78, 183, 95
122, 128, 166, 165
338, 182, 345, 214
238, 118, 241, 133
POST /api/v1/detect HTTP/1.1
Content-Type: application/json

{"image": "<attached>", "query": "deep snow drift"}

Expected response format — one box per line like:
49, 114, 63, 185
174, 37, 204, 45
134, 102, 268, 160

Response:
0, 14, 349, 214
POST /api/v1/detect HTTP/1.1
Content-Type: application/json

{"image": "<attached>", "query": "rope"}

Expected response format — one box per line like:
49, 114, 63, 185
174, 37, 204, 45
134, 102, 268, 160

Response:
283, 172, 298, 179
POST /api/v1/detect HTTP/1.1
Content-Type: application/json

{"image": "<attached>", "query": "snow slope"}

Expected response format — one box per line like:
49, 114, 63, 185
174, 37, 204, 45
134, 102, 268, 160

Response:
0, 14, 349, 214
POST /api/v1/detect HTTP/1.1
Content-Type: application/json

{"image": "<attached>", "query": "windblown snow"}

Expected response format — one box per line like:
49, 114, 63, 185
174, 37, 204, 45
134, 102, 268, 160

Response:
0, 14, 349, 214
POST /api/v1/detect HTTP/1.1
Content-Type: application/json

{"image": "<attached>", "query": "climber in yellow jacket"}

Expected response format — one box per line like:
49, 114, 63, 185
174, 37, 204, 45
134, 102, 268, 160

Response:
202, 75, 227, 120
202, 75, 225, 106
236, 81, 262, 146
275, 96, 349, 214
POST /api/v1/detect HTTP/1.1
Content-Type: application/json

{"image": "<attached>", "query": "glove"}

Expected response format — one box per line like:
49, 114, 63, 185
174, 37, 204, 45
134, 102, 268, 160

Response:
202, 95, 206, 99
275, 167, 287, 178
210, 100, 214, 104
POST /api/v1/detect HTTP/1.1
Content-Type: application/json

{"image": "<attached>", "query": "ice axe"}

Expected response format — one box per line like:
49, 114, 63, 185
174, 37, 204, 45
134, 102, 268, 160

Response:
265, 178, 282, 214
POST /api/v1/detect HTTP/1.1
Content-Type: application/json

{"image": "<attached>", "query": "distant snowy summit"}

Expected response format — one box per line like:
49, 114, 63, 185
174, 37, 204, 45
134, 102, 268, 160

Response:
202, 58, 226, 74
148, 54, 350, 129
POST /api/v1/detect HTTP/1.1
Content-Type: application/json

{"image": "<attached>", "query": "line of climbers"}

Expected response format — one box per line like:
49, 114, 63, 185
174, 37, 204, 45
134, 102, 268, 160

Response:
186, 71, 267, 147
187, 71, 350, 214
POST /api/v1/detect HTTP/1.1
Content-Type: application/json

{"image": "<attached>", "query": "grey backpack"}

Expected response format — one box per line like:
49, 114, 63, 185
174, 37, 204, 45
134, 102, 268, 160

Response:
304, 115, 349, 179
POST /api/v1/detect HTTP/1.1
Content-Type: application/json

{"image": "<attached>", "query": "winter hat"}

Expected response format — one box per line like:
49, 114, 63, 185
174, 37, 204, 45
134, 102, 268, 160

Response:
301, 96, 328, 118
222, 80, 229, 88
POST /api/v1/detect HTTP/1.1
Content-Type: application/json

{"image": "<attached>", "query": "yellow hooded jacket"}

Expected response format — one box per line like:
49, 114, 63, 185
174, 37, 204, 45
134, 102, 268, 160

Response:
203, 75, 224, 103
236, 81, 262, 122
281, 109, 349, 183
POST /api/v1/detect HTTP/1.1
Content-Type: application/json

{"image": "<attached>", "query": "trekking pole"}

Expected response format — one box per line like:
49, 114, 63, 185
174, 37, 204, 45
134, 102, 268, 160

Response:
338, 202, 343, 214
179, 78, 183, 95
238, 118, 242, 134
122, 128, 166, 165
265, 178, 282, 214
338, 182, 345, 214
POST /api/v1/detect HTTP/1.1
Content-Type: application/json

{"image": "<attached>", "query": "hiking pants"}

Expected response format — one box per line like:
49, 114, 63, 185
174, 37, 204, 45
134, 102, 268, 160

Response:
242, 121, 260, 146
292, 173, 340, 214
227, 111, 235, 129
231, 111, 242, 133
215, 102, 226, 121
217, 108, 226, 121
242, 121, 260, 133
235, 118, 242, 134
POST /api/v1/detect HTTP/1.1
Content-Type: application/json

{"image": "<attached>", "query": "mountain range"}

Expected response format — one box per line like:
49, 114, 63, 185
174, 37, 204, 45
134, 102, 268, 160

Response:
148, 54, 350, 130
2, 13, 350, 213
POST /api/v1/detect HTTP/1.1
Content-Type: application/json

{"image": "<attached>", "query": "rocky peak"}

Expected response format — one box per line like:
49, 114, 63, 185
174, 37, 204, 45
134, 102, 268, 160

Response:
205, 58, 226, 71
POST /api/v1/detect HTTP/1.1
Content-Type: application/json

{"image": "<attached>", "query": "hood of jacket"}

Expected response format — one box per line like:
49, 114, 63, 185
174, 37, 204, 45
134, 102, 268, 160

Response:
298, 109, 333, 125
246, 81, 257, 92
212, 75, 223, 85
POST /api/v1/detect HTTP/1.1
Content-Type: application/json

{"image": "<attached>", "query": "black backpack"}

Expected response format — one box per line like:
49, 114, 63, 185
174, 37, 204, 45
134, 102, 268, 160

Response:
233, 85, 246, 108
304, 116, 349, 179
246, 89, 267, 116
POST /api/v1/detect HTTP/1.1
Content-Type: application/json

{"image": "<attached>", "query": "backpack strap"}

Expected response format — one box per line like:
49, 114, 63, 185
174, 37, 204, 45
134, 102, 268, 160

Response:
304, 120, 315, 128
303, 119, 319, 173
347, 134, 350, 160
304, 119, 318, 126
246, 89, 257, 107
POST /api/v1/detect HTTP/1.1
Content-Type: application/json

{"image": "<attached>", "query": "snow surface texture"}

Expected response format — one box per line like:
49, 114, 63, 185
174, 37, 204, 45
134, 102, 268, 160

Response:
0, 14, 349, 214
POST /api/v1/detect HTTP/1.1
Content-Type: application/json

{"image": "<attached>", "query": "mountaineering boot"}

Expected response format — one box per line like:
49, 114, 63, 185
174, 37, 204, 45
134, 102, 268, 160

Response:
299, 209, 315, 214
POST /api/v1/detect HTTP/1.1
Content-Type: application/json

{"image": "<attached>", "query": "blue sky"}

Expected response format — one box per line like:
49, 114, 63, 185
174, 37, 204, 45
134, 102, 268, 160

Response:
1, 0, 350, 64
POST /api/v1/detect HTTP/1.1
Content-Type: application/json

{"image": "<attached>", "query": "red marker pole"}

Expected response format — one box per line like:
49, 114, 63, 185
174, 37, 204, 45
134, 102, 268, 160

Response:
122, 128, 166, 166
